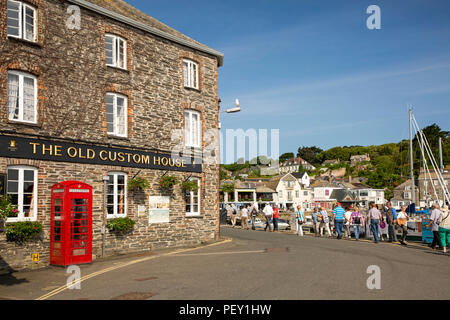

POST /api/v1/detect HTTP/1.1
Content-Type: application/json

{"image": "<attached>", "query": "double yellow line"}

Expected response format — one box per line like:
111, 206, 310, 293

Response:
36, 239, 232, 300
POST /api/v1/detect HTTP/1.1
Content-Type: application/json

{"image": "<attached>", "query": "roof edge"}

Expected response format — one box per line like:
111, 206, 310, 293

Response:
67, 0, 224, 66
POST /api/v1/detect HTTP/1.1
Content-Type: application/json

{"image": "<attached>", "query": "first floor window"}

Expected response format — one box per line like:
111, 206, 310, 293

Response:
184, 110, 201, 147
6, 166, 38, 221
106, 93, 127, 137
7, 0, 36, 42
183, 59, 198, 89
185, 178, 200, 216
106, 34, 127, 69
107, 172, 127, 218
7, 71, 37, 123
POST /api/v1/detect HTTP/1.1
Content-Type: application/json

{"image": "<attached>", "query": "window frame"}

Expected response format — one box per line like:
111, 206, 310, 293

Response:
184, 109, 201, 148
6, 165, 38, 222
7, 0, 37, 42
183, 59, 199, 89
106, 172, 127, 219
185, 178, 200, 217
6, 70, 38, 124
106, 92, 128, 138
105, 34, 127, 70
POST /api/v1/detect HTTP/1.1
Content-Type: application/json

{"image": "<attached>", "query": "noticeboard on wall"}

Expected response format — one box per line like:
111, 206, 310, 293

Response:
148, 196, 170, 224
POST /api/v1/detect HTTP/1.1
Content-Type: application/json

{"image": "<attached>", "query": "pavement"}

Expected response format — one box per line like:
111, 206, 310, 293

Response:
1, 226, 449, 300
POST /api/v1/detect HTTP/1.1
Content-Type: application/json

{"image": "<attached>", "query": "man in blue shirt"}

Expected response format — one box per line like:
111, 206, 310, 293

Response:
385, 202, 398, 243
332, 203, 346, 239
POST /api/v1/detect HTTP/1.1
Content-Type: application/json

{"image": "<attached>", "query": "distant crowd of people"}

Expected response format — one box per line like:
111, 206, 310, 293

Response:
226, 200, 449, 253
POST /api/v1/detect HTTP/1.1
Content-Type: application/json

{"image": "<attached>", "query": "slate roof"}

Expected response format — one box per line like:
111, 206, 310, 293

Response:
71, 0, 223, 64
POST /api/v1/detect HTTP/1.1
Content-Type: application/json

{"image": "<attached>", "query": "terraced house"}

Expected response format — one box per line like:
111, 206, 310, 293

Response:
0, 0, 223, 270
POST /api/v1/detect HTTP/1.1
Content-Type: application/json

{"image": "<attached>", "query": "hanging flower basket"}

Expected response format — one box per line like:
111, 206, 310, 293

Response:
159, 175, 179, 192
181, 180, 199, 192
127, 177, 150, 192
106, 217, 136, 235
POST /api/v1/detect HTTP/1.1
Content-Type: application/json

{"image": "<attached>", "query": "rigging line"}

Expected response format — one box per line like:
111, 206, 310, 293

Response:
413, 115, 450, 201
412, 115, 450, 221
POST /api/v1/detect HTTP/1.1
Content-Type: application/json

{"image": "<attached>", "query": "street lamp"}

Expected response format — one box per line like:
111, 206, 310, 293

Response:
219, 99, 241, 129
217, 98, 241, 238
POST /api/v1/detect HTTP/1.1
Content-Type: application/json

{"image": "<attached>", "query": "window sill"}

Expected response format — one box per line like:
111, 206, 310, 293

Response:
107, 134, 129, 141
6, 217, 38, 223
7, 36, 41, 48
185, 213, 202, 218
184, 86, 201, 93
106, 65, 130, 73
7, 120, 41, 128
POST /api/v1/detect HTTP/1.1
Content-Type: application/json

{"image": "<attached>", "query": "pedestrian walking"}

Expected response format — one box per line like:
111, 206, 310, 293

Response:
333, 203, 346, 239
240, 205, 249, 230
312, 208, 320, 237
263, 203, 273, 232
273, 205, 279, 232
396, 205, 409, 246
350, 206, 364, 241
344, 207, 352, 238
439, 205, 450, 254
250, 203, 258, 230
296, 205, 305, 236
319, 207, 332, 237
426, 203, 446, 253
230, 203, 237, 228
367, 202, 382, 243
385, 202, 398, 243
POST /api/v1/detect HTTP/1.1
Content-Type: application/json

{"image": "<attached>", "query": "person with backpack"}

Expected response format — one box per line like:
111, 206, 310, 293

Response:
385, 202, 398, 243
250, 202, 259, 230
296, 205, 305, 236
350, 206, 364, 241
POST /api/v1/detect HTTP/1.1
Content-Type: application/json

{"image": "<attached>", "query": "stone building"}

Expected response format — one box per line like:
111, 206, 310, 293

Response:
0, 0, 223, 270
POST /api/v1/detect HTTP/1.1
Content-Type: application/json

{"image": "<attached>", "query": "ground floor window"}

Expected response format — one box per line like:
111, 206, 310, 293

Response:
185, 178, 200, 216
107, 172, 127, 218
6, 166, 37, 221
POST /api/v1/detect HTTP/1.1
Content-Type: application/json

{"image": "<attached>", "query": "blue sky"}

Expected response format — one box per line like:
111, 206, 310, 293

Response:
128, 0, 450, 162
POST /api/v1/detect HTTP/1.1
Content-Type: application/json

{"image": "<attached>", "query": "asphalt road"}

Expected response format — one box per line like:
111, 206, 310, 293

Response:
1, 227, 450, 300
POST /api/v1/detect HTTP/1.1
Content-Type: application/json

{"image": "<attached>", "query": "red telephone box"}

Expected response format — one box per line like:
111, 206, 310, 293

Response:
50, 181, 93, 266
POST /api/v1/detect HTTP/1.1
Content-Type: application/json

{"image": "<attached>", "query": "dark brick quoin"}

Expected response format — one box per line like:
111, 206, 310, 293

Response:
0, 0, 222, 271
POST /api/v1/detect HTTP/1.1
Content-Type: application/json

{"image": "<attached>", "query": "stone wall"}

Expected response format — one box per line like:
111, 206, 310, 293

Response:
0, 0, 221, 270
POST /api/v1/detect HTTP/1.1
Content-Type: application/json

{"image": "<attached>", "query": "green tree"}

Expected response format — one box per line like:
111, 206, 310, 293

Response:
279, 152, 294, 163
297, 146, 323, 165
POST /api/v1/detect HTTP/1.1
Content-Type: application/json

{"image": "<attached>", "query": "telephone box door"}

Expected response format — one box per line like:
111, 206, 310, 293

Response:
50, 181, 92, 266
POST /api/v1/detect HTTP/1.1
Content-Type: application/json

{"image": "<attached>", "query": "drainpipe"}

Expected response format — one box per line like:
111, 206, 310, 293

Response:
102, 176, 109, 258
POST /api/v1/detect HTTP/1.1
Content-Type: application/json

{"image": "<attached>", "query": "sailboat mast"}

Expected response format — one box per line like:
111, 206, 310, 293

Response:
409, 109, 416, 205
439, 137, 444, 174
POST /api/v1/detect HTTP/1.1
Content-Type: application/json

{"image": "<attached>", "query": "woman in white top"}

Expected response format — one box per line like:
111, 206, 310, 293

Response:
240, 205, 249, 230
396, 205, 409, 245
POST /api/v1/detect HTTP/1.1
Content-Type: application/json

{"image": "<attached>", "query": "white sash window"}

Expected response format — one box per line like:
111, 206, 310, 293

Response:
106, 93, 128, 137
107, 172, 127, 218
185, 178, 200, 216
7, 1, 36, 42
6, 166, 38, 222
7, 71, 37, 124
183, 59, 199, 89
106, 34, 127, 69
184, 110, 201, 147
